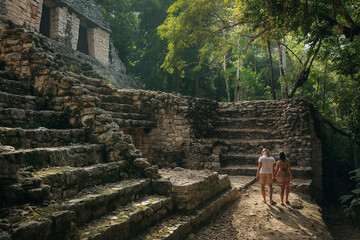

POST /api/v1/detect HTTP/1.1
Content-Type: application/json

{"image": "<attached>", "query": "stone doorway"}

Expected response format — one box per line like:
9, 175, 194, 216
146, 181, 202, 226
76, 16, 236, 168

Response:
77, 24, 89, 55
39, 4, 50, 37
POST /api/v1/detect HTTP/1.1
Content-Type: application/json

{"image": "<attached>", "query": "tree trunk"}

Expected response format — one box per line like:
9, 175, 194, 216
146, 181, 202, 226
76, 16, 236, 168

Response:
277, 40, 288, 99
235, 54, 242, 102
224, 54, 231, 102
267, 40, 276, 100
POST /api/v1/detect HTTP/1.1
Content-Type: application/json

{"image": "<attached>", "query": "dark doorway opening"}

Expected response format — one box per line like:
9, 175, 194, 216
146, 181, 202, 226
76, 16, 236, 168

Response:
77, 25, 89, 55
39, 4, 51, 37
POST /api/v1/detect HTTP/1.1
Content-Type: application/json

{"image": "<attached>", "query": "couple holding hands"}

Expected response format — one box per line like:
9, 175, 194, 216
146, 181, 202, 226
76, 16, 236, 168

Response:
256, 148, 292, 206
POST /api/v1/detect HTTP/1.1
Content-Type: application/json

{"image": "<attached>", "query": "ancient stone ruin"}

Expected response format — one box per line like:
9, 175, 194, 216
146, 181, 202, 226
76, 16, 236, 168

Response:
0, 0, 139, 88
0, 2, 323, 240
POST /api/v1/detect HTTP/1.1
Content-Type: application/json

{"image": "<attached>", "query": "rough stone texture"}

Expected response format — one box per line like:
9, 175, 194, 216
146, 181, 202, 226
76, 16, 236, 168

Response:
60, 0, 110, 32
1, 0, 43, 32
48, 39, 140, 88
88, 27, 109, 65
0, 27, 151, 208
158, 169, 231, 212
0, 0, 138, 87
114, 89, 218, 168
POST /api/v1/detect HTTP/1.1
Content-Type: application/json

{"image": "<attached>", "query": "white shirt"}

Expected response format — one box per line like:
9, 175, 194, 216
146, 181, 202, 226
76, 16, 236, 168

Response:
258, 156, 275, 174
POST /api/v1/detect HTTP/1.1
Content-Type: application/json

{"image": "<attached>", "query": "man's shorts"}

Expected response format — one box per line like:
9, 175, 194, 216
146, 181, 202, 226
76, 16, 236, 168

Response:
260, 173, 273, 185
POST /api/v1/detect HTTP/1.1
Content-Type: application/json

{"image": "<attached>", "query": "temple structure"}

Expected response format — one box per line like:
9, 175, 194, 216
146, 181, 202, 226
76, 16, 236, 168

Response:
0, 0, 139, 88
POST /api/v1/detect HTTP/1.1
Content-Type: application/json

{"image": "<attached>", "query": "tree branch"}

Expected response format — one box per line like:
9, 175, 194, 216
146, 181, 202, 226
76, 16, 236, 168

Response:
289, 39, 322, 98
244, 25, 273, 53
336, 0, 355, 28
280, 42, 303, 65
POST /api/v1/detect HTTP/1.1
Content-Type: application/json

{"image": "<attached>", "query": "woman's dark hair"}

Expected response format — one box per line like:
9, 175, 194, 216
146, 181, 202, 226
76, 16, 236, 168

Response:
279, 152, 286, 161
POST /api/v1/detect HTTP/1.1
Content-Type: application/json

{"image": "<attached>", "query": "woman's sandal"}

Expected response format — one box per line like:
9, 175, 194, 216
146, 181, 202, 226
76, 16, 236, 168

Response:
285, 201, 291, 205
270, 201, 277, 205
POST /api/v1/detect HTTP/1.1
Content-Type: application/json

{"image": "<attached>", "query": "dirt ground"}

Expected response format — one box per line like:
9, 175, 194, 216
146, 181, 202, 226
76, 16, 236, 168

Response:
187, 181, 334, 240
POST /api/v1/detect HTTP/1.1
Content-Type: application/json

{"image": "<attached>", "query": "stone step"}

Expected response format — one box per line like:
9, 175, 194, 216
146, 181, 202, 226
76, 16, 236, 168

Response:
114, 118, 156, 129
132, 187, 239, 240
211, 128, 283, 140
109, 111, 148, 120
1, 159, 135, 208
0, 144, 105, 179
0, 70, 17, 79
98, 94, 134, 105
34, 161, 133, 200
0, 107, 69, 129
220, 154, 259, 166
0, 127, 87, 149
80, 83, 117, 96
217, 108, 284, 118
217, 165, 312, 179
78, 195, 172, 240
216, 117, 281, 129
98, 102, 138, 113
207, 138, 288, 153
4, 180, 152, 240
156, 169, 231, 212
0, 78, 32, 95
0, 91, 38, 110
61, 179, 151, 226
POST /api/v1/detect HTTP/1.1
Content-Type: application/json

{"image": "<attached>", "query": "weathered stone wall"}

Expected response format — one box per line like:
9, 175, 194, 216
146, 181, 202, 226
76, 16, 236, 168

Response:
115, 89, 218, 168
49, 6, 79, 49
110, 92, 319, 183
2, 0, 43, 31
69, 12, 79, 50
309, 106, 323, 202
0, 0, 6, 16
1, 0, 111, 65
1, 0, 140, 88
60, 0, 110, 32
48, 39, 140, 88
88, 27, 109, 65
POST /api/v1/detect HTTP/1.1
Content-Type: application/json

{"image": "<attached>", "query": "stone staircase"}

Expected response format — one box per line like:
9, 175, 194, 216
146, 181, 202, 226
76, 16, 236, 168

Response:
212, 101, 313, 179
70, 72, 156, 130
0, 26, 240, 240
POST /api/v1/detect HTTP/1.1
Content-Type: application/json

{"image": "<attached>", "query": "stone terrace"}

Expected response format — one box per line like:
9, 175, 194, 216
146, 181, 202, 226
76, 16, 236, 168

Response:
0, 26, 243, 239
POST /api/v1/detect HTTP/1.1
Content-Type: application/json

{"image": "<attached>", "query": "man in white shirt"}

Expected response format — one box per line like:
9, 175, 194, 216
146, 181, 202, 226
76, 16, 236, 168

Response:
256, 148, 276, 205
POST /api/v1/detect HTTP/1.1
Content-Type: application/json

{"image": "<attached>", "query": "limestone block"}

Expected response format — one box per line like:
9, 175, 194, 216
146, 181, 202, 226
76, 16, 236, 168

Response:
133, 158, 151, 169
11, 219, 52, 240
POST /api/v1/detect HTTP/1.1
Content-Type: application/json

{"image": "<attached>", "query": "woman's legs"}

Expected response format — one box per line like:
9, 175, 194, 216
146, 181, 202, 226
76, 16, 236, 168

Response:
285, 184, 290, 202
268, 182, 273, 203
261, 182, 266, 202
280, 186, 285, 204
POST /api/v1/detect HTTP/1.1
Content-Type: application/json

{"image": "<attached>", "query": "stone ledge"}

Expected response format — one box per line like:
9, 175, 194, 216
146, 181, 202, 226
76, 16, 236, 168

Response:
0, 78, 31, 95
78, 195, 172, 240
0, 144, 105, 179
35, 161, 131, 200
0, 107, 68, 129
0, 127, 87, 149
0, 91, 38, 110
157, 169, 232, 212
63, 179, 150, 226
133, 187, 240, 240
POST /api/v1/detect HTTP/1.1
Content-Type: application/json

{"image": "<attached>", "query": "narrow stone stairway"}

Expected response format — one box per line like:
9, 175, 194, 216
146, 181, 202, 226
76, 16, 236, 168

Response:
212, 101, 313, 180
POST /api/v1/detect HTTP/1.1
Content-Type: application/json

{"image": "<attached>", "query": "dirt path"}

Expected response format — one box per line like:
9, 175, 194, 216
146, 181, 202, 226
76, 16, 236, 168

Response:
187, 181, 333, 240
